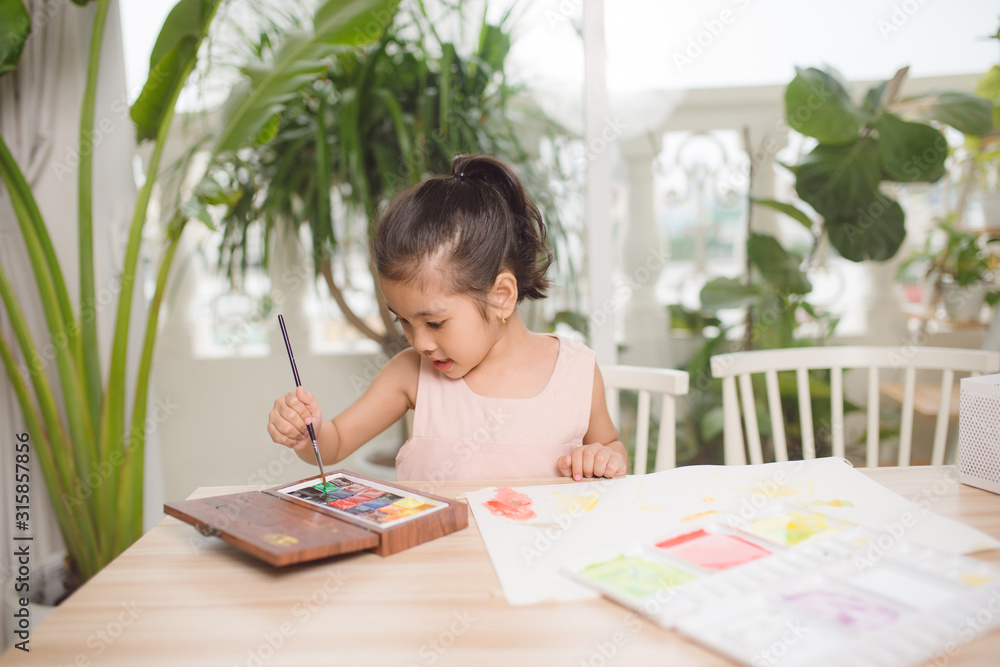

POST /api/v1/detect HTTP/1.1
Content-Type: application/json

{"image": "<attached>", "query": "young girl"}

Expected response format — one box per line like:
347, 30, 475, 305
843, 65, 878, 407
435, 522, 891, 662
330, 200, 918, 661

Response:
266, 154, 628, 481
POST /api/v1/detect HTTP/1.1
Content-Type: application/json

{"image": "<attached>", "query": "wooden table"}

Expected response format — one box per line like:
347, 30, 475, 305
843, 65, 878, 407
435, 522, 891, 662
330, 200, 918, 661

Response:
4, 467, 1000, 666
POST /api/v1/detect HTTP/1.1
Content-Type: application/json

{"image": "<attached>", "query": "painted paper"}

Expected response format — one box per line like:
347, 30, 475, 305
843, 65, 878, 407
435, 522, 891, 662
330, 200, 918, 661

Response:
466, 458, 1000, 606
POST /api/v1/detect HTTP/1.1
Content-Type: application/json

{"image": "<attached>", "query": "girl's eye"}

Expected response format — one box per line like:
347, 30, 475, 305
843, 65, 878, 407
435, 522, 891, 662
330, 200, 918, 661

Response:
426, 321, 444, 329
393, 316, 410, 327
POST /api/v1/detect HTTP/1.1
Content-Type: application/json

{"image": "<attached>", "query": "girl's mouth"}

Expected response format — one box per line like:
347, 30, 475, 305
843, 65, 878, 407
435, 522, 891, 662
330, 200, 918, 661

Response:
432, 358, 454, 371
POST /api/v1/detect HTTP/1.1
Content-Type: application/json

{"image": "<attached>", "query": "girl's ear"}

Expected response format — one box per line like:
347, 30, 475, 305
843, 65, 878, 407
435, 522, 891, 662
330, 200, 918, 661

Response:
492, 270, 518, 321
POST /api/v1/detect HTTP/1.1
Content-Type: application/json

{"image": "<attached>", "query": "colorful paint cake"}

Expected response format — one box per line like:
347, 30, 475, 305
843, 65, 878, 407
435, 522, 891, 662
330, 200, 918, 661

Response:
782, 588, 900, 632
581, 555, 696, 599
655, 529, 772, 571
285, 476, 441, 526
745, 510, 845, 546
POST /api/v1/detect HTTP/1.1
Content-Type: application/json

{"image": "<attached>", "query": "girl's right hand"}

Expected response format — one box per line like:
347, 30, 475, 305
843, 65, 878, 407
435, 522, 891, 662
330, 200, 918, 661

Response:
267, 386, 323, 450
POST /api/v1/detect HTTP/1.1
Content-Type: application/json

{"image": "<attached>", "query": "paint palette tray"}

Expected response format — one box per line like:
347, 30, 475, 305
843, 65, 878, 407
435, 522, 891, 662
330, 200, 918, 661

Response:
569, 517, 1000, 667
676, 528, 1000, 667
164, 470, 468, 566
564, 516, 849, 628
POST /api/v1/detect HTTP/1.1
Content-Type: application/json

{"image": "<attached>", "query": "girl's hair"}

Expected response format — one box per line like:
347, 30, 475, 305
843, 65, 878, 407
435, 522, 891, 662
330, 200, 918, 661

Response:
372, 154, 552, 311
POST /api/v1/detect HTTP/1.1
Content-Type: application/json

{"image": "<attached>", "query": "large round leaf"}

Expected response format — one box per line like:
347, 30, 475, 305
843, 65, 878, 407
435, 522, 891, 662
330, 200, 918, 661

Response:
893, 91, 993, 137
751, 198, 814, 232
875, 112, 947, 183
795, 138, 881, 220
700, 277, 763, 311
785, 67, 868, 145
747, 233, 812, 295
826, 197, 905, 262
0, 0, 30, 75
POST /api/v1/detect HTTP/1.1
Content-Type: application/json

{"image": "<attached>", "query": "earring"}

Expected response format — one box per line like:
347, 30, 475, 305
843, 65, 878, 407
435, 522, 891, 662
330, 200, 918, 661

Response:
502, 316, 507, 324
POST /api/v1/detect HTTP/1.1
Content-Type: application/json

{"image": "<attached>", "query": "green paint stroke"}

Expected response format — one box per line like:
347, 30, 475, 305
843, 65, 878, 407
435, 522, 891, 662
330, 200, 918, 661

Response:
581, 556, 695, 599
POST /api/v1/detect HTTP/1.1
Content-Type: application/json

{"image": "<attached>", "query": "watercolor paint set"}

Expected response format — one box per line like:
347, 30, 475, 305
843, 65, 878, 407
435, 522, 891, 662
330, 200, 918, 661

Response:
275, 473, 448, 528
164, 470, 468, 565
564, 502, 856, 625
677, 532, 1000, 667
565, 507, 1000, 667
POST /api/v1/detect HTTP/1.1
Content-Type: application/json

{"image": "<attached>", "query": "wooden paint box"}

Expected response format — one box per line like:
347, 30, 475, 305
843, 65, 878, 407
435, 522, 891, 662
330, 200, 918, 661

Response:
164, 470, 468, 566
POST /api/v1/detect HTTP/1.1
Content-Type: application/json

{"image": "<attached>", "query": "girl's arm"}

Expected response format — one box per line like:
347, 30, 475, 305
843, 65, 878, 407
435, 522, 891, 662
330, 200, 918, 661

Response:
557, 365, 629, 480
267, 348, 419, 465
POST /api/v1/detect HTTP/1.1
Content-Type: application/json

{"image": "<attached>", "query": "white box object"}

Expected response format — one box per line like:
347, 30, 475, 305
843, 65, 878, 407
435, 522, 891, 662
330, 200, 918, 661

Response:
959, 373, 1000, 494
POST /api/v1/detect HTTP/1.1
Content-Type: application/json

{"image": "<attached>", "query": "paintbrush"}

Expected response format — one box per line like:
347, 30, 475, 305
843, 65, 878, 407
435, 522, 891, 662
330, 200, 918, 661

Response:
277, 314, 327, 487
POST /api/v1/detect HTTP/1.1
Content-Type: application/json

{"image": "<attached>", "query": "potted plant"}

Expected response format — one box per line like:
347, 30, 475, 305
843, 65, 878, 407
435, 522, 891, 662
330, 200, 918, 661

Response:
0, 0, 395, 592
754, 65, 992, 263
898, 219, 1000, 321
201, 0, 570, 360
967, 22, 1000, 224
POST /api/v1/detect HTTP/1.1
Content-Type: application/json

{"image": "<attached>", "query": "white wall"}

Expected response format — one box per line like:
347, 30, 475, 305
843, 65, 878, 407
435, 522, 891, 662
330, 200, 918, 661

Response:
156, 348, 404, 502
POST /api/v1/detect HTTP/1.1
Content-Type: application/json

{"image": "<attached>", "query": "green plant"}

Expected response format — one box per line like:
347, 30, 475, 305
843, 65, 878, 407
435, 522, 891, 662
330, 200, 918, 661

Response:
966, 23, 1000, 196
899, 218, 1000, 304
0, 0, 394, 586
756, 65, 992, 262
200, 0, 567, 355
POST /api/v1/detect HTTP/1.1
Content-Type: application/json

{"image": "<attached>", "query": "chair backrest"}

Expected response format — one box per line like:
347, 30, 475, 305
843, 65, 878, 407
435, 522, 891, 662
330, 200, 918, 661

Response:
710, 346, 1000, 467
602, 365, 690, 474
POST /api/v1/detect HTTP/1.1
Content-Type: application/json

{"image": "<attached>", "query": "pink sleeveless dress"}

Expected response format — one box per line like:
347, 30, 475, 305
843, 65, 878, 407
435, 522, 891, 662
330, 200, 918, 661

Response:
395, 335, 595, 481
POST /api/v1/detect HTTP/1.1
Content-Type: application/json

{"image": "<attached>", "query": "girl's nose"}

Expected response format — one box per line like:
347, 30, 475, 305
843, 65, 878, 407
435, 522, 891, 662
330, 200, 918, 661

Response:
413, 327, 435, 355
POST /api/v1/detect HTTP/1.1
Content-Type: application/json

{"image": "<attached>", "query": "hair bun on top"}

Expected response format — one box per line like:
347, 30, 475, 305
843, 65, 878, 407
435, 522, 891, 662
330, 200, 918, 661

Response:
373, 154, 553, 305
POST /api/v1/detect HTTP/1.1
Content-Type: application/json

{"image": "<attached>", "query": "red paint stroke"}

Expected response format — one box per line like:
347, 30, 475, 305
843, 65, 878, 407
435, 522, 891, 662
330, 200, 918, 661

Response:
483, 488, 537, 521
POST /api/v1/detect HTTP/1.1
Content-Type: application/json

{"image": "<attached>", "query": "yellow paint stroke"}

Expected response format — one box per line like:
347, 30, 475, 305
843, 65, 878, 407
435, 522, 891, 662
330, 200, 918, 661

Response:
264, 534, 299, 547
702, 497, 716, 503
960, 573, 993, 587
681, 510, 719, 523
635, 483, 665, 511
738, 479, 815, 499
802, 499, 856, 508
555, 493, 599, 514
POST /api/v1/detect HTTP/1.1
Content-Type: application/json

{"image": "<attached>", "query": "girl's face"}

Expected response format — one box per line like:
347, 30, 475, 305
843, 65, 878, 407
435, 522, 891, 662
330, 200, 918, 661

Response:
380, 275, 499, 379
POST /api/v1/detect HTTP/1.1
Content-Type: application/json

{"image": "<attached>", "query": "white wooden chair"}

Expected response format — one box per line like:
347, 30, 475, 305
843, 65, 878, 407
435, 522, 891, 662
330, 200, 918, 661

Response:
602, 365, 690, 473
709, 346, 1000, 467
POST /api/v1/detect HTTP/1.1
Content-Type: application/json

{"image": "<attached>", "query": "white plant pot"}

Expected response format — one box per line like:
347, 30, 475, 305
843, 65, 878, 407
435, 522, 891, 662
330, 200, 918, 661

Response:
940, 280, 988, 322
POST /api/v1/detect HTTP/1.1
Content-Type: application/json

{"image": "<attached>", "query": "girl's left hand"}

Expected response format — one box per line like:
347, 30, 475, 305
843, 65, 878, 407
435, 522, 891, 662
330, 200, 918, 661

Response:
558, 443, 628, 481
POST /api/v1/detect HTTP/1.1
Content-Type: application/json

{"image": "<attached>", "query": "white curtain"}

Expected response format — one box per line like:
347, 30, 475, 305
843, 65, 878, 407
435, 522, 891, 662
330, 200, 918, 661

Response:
0, 0, 162, 648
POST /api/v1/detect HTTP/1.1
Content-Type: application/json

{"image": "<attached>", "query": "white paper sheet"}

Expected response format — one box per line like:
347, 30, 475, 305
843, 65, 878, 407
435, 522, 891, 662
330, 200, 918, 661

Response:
466, 458, 1000, 606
